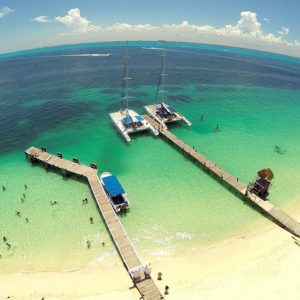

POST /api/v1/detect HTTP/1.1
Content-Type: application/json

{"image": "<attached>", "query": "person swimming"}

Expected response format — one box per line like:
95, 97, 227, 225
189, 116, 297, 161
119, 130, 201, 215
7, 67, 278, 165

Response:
274, 145, 286, 155
214, 124, 220, 133
87, 240, 91, 249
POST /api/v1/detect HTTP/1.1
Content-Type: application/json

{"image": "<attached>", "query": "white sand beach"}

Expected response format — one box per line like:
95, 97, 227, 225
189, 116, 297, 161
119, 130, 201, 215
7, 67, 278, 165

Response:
1, 202, 300, 300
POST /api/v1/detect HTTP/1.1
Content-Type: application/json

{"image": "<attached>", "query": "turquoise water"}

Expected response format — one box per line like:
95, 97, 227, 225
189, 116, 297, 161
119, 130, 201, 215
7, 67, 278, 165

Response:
0, 42, 299, 273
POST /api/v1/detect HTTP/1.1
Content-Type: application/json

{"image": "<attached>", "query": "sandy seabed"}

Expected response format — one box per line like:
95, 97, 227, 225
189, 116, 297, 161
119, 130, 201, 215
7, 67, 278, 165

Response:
1, 203, 300, 300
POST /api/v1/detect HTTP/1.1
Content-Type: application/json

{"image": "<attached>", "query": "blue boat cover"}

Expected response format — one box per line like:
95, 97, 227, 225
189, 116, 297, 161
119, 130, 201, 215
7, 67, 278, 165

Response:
122, 116, 133, 125
135, 115, 144, 121
102, 175, 125, 197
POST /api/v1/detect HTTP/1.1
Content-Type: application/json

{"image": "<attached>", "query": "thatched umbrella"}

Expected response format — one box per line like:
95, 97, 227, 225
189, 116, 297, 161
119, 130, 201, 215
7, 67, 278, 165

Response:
258, 168, 274, 180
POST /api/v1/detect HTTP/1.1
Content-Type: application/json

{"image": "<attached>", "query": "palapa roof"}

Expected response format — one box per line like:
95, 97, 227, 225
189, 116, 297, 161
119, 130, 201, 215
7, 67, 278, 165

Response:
257, 168, 274, 180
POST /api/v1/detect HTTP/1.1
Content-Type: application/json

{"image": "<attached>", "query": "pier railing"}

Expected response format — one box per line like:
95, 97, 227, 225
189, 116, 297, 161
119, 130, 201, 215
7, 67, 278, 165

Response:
143, 114, 300, 237
25, 146, 163, 300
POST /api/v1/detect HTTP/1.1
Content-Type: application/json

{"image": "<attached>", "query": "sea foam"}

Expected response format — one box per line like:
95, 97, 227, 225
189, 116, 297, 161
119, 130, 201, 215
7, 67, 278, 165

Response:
59, 53, 111, 57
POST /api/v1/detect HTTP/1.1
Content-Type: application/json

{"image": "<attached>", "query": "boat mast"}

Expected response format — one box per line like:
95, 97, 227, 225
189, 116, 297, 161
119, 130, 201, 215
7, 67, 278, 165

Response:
155, 49, 168, 105
121, 41, 131, 116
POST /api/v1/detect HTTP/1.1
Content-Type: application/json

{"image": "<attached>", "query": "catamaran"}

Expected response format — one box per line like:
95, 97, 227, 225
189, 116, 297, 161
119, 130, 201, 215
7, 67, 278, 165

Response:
109, 43, 159, 142
100, 172, 129, 212
144, 50, 192, 128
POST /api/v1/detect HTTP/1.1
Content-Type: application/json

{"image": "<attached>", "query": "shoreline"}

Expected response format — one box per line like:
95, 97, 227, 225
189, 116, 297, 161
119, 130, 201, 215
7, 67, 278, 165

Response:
1, 199, 300, 299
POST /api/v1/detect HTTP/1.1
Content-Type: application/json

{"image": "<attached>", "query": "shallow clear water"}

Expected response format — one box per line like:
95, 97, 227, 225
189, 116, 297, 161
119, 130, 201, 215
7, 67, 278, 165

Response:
0, 42, 299, 272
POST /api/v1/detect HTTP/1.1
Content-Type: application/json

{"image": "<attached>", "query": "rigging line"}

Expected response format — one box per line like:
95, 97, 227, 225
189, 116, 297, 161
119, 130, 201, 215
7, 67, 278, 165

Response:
155, 51, 165, 106
122, 41, 133, 123
161, 50, 168, 104
121, 46, 127, 112
125, 41, 130, 115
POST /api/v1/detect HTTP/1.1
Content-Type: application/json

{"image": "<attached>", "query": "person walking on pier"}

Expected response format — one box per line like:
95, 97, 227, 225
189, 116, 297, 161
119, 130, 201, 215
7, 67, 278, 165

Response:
164, 285, 170, 295
157, 272, 163, 280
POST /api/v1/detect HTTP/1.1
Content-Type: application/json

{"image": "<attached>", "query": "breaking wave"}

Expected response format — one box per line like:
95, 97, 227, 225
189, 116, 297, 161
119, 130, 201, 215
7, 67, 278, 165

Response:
56, 53, 112, 57
142, 47, 165, 50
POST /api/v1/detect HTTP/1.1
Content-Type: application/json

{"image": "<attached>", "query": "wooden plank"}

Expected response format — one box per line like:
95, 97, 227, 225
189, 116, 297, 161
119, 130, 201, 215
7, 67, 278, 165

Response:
143, 115, 300, 239
25, 147, 163, 299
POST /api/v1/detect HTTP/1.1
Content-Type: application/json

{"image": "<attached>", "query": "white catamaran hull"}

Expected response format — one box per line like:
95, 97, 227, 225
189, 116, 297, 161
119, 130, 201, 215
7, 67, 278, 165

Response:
110, 109, 158, 142
144, 104, 192, 128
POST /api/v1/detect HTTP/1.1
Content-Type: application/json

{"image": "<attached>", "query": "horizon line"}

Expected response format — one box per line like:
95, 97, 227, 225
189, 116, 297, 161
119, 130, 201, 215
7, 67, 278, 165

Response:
1, 40, 300, 62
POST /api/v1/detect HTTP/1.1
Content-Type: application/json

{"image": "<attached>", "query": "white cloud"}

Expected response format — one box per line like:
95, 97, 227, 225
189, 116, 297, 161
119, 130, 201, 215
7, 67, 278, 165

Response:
0, 6, 14, 19
263, 18, 270, 23
278, 26, 289, 35
19, 9, 300, 58
235, 11, 261, 35
55, 8, 101, 34
33, 16, 52, 23
107, 22, 158, 31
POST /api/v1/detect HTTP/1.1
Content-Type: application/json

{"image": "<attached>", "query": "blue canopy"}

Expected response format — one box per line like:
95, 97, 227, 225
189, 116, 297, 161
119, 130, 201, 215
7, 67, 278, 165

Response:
102, 175, 125, 197
134, 115, 144, 121
122, 116, 133, 125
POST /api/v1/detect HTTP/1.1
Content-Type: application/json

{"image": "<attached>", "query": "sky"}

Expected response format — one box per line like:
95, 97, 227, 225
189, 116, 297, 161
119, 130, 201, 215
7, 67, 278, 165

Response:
1, 0, 300, 57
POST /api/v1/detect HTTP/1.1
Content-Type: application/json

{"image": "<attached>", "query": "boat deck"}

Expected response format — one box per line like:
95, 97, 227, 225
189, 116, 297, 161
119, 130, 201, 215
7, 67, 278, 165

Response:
144, 104, 191, 128
110, 110, 158, 142
144, 104, 180, 128
25, 146, 163, 300
143, 115, 300, 237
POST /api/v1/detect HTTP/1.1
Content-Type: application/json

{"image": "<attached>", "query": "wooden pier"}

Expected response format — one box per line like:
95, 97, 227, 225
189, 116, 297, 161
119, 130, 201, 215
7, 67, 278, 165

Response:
25, 147, 163, 300
143, 115, 300, 237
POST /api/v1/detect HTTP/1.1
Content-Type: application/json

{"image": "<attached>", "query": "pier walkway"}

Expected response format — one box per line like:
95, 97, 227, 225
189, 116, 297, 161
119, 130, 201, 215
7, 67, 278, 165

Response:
143, 115, 300, 237
25, 146, 163, 300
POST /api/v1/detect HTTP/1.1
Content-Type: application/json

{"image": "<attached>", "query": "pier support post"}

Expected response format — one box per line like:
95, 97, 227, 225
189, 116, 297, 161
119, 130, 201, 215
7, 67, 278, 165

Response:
61, 169, 67, 176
